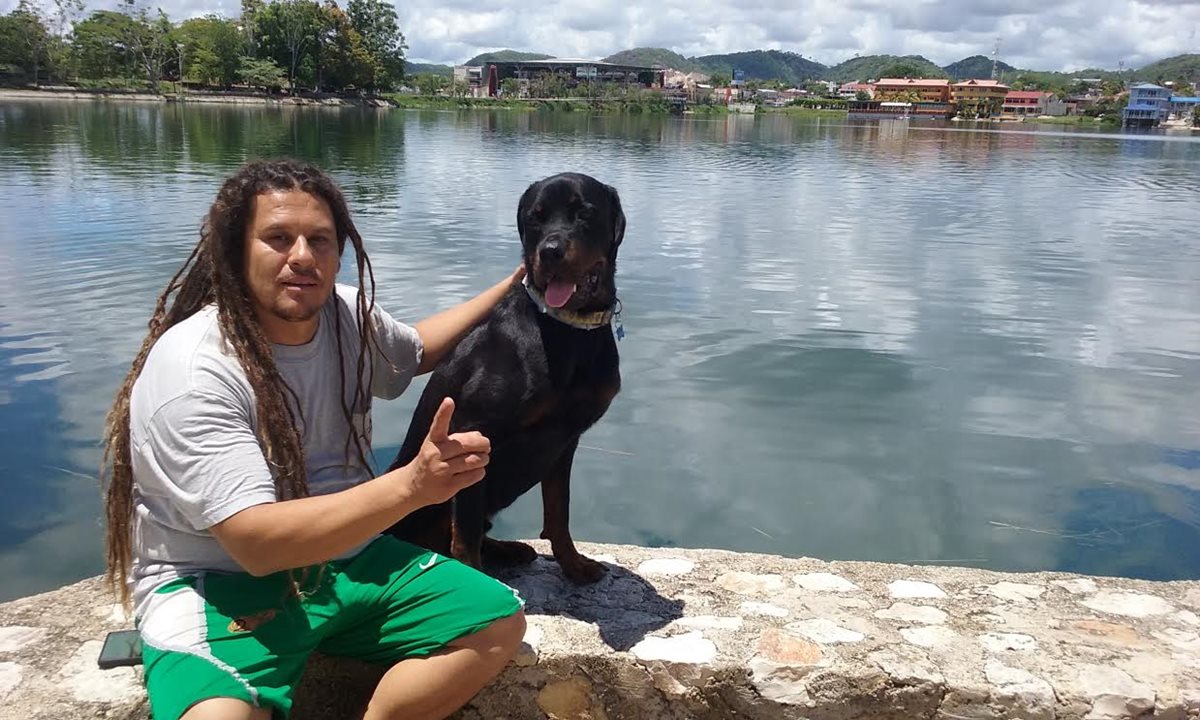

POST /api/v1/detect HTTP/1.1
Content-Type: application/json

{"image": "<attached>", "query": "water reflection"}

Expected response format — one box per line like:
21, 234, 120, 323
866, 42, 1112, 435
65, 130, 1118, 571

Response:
1, 100, 1198, 601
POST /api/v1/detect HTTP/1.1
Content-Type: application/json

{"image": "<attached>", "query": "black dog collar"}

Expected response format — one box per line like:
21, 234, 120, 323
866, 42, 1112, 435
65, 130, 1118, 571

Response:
522, 277, 615, 330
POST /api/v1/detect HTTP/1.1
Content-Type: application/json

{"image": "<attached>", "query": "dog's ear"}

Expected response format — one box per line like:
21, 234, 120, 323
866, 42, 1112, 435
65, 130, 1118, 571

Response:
517, 181, 540, 243
605, 184, 626, 247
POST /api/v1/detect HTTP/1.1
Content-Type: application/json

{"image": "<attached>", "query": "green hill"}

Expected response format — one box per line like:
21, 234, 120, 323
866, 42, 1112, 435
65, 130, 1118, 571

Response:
694, 50, 826, 84
406, 62, 452, 77
602, 47, 697, 71
601, 47, 825, 84
943, 55, 1016, 80
464, 50, 553, 66
823, 55, 946, 83
1133, 54, 1200, 83
455, 47, 1200, 89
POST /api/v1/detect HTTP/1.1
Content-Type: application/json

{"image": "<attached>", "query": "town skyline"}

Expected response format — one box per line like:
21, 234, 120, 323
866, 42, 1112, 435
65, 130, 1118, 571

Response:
3, 0, 1199, 74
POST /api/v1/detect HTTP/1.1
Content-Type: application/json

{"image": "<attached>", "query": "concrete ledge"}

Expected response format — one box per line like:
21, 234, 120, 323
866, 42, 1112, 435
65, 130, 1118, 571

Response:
1, 541, 1197, 719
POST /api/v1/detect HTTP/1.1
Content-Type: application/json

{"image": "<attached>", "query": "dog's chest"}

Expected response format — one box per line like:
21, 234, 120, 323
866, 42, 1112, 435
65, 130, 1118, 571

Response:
516, 334, 618, 430
520, 361, 619, 431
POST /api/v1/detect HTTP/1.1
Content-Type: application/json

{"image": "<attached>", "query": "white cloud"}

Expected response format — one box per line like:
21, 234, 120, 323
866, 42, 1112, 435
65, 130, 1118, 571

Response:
5, 0, 1200, 71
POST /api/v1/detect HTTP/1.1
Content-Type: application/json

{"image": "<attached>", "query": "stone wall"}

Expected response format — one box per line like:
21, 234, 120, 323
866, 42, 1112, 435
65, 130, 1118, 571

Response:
1, 541, 1197, 719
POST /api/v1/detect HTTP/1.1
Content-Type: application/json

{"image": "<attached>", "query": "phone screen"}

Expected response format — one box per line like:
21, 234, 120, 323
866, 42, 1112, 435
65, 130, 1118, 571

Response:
97, 629, 143, 669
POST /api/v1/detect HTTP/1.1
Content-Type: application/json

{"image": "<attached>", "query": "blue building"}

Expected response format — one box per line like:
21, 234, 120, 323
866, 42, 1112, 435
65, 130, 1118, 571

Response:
1169, 96, 1200, 122
1122, 83, 1172, 127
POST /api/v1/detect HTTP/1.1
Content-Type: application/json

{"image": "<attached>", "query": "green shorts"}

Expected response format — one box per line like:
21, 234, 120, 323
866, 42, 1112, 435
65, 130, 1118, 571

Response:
136, 535, 524, 720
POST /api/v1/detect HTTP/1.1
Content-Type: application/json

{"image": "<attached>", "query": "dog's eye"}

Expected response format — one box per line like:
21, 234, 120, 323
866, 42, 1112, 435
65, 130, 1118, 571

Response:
576, 205, 594, 221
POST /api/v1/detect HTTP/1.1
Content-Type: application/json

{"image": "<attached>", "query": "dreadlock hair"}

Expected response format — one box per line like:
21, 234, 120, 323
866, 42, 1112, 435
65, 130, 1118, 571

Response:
101, 159, 382, 608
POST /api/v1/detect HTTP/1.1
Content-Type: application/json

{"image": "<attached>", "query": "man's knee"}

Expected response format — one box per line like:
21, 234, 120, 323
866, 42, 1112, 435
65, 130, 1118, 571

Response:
452, 609, 526, 657
180, 697, 272, 720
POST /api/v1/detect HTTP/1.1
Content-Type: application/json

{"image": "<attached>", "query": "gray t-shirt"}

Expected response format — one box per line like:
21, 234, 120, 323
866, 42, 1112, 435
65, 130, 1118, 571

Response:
127, 284, 422, 612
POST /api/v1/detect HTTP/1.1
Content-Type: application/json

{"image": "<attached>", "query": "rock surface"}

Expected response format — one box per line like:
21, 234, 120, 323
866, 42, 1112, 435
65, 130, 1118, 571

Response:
1, 540, 1197, 720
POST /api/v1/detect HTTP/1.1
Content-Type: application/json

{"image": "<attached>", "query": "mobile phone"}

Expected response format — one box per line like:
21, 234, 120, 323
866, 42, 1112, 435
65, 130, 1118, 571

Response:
97, 629, 143, 670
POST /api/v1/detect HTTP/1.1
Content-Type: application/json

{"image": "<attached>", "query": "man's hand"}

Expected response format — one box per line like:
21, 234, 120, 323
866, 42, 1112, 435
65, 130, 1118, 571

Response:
405, 398, 490, 507
509, 264, 527, 285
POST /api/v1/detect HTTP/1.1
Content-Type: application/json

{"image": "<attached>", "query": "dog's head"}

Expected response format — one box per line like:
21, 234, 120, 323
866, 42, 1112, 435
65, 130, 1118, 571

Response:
517, 173, 625, 313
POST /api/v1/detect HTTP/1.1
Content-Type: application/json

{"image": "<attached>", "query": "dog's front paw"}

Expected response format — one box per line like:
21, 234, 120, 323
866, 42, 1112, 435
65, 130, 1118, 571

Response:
482, 537, 539, 567
560, 554, 608, 584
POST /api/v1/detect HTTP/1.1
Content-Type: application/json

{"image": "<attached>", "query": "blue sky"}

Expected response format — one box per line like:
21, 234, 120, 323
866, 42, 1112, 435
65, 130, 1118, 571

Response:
6, 0, 1200, 71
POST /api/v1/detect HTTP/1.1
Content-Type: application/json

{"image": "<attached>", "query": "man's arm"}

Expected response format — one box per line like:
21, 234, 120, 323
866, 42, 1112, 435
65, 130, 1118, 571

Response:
413, 266, 523, 375
210, 398, 486, 576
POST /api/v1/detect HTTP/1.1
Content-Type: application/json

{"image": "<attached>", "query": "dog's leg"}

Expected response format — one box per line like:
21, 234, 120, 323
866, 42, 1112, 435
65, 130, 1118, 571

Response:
481, 537, 538, 566
450, 483, 486, 570
540, 440, 607, 584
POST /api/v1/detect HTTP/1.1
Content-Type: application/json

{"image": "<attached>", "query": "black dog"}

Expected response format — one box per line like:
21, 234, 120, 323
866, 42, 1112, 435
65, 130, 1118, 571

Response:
386, 172, 624, 584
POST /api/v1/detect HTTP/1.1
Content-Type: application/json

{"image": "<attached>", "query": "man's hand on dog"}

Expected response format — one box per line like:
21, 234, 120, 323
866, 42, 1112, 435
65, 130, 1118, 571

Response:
405, 398, 490, 507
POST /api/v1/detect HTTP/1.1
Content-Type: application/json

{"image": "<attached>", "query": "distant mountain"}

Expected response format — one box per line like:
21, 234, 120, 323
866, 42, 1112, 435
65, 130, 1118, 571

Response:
694, 50, 826, 84
464, 50, 554, 66
457, 47, 1200, 88
823, 54, 946, 83
406, 62, 452, 77
1134, 53, 1200, 83
943, 55, 1016, 80
602, 48, 697, 71
602, 47, 825, 84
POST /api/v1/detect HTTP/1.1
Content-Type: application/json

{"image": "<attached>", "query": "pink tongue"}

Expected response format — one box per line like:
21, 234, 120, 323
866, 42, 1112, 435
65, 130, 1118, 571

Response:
544, 281, 576, 309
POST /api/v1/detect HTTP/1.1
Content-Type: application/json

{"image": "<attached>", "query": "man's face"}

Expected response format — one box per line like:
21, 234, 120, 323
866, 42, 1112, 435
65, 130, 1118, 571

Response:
243, 190, 340, 344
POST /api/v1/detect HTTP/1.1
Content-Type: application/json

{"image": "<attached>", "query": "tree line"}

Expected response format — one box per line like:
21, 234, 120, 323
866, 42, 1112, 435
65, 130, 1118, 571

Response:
0, 0, 407, 93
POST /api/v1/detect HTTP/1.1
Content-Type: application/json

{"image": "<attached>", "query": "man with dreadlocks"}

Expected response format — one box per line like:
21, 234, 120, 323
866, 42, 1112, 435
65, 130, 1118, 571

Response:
101, 159, 527, 720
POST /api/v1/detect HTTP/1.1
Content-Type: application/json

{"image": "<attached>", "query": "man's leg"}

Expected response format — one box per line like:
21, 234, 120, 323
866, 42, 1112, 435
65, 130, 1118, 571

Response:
180, 698, 272, 720
361, 611, 526, 720
139, 575, 319, 720
319, 537, 528, 720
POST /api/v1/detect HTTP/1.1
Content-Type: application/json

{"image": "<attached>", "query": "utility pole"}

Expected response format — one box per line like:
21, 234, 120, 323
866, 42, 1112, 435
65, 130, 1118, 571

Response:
991, 38, 1002, 80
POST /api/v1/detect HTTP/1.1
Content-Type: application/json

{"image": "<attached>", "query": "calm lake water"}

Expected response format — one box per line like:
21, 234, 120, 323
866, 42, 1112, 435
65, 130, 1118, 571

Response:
1, 100, 1199, 602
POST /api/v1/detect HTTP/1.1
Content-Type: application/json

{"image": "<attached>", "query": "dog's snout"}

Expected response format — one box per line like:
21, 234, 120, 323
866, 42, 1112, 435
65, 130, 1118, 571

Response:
538, 238, 566, 265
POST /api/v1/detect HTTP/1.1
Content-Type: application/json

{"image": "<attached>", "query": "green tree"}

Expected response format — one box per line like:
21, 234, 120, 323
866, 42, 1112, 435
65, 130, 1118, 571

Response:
346, 0, 404, 89
855, 90, 870, 101
412, 72, 446, 95
118, 0, 175, 89
1100, 79, 1125, 97
0, 1, 53, 84
880, 60, 933, 79
177, 16, 242, 86
49, 0, 84, 39
317, 1, 375, 90
528, 71, 567, 98
240, 0, 264, 54
1172, 76, 1194, 96
257, 0, 321, 90
238, 54, 285, 89
803, 80, 829, 96
708, 71, 730, 87
48, 0, 85, 79
499, 76, 519, 97
1066, 80, 1091, 97
70, 10, 138, 81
